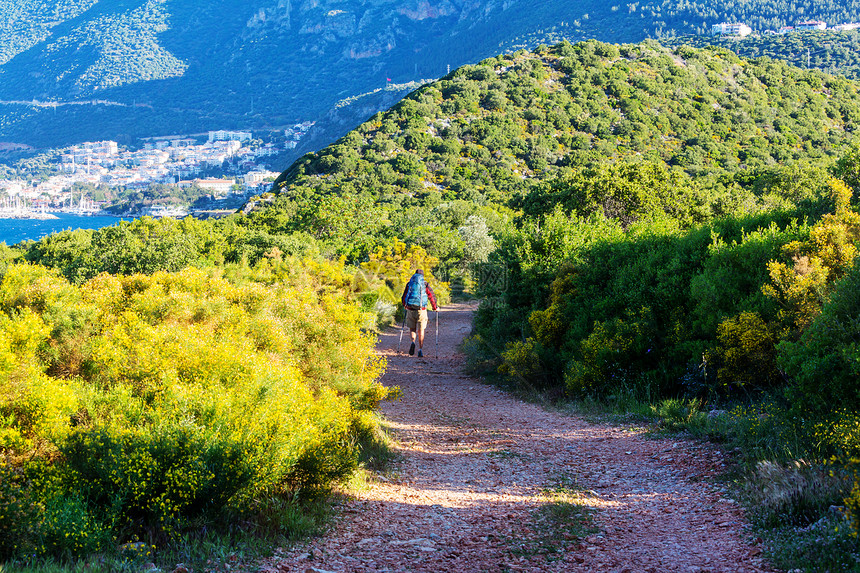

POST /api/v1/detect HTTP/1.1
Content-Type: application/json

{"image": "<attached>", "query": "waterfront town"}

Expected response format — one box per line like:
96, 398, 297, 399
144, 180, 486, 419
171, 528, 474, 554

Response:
0, 124, 315, 218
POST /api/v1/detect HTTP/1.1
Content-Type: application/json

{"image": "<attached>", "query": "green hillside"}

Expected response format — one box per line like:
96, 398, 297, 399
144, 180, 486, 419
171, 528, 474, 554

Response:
667, 30, 860, 81
259, 40, 860, 259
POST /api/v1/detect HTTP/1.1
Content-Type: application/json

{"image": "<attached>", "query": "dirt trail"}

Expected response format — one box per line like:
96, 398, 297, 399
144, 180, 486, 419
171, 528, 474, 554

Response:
266, 302, 775, 572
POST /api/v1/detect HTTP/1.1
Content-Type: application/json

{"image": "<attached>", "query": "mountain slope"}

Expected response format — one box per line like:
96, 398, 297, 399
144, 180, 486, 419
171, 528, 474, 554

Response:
666, 30, 860, 81
3, 0, 860, 150
254, 40, 860, 260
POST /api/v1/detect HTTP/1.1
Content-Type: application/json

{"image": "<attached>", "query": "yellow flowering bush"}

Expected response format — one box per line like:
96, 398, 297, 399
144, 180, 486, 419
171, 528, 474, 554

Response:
359, 239, 450, 307
0, 259, 390, 558
763, 178, 860, 336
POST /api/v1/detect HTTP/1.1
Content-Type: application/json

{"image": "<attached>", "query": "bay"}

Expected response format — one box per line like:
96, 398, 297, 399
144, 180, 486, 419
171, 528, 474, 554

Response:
0, 213, 125, 246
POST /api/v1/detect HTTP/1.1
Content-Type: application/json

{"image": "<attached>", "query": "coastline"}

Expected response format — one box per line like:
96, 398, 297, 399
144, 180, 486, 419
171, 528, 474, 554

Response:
0, 211, 60, 220
0, 212, 123, 246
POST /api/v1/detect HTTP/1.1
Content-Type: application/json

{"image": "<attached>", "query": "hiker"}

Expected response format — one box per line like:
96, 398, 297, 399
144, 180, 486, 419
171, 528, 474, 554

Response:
401, 269, 438, 357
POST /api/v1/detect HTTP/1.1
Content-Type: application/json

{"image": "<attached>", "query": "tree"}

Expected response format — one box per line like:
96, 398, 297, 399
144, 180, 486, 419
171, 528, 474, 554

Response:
459, 215, 495, 263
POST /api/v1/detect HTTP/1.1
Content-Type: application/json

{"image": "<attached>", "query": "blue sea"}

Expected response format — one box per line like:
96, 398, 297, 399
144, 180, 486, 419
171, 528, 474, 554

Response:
0, 213, 125, 246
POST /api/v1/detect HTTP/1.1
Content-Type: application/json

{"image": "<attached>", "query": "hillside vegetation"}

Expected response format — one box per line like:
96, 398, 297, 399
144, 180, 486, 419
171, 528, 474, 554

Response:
668, 30, 860, 81
261, 40, 860, 259
5, 39, 860, 570
4, 0, 860, 150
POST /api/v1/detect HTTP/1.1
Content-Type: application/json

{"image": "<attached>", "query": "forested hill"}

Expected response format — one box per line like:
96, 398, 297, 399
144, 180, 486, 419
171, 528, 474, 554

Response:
667, 30, 860, 82
259, 40, 860, 259
3, 0, 860, 152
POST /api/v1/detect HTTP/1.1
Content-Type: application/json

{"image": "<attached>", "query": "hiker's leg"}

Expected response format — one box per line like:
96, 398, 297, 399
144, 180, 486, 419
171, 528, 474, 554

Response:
417, 309, 428, 348
406, 309, 418, 342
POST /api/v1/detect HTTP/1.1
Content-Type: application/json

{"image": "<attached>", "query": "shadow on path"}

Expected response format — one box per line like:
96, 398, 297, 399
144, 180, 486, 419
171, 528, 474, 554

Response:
267, 302, 774, 573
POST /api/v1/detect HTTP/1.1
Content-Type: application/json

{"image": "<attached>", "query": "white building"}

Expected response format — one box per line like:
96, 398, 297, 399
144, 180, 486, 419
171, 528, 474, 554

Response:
254, 144, 279, 157
208, 140, 242, 155
833, 22, 860, 31
208, 130, 252, 143
712, 23, 752, 37
795, 20, 827, 31
192, 178, 236, 195
80, 141, 118, 155
243, 171, 278, 187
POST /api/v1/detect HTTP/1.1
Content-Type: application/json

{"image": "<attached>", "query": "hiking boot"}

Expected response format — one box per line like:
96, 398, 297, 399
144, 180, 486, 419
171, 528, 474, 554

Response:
409, 342, 415, 355
418, 349, 423, 358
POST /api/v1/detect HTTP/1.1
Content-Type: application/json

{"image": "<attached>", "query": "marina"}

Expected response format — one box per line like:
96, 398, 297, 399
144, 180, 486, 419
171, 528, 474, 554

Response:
0, 196, 59, 220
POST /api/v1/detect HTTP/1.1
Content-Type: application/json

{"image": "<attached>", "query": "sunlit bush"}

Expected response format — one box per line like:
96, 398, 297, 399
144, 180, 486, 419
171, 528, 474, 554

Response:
713, 311, 780, 389
779, 259, 860, 414
0, 259, 389, 559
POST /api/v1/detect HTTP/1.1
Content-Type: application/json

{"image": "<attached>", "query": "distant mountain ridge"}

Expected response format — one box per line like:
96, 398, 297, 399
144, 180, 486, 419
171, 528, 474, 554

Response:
2, 0, 860, 153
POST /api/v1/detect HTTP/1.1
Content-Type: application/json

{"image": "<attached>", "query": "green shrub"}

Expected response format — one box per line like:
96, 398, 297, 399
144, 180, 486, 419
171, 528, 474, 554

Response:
499, 338, 555, 390
38, 492, 109, 558
713, 311, 780, 390
842, 459, 860, 538
779, 259, 860, 414
564, 307, 663, 397
59, 425, 255, 536
0, 259, 389, 558
0, 461, 40, 560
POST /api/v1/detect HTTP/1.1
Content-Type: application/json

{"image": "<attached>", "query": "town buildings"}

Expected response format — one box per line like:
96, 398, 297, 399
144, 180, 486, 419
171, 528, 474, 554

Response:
0, 125, 303, 210
720, 19, 860, 35
712, 23, 752, 37
208, 130, 252, 143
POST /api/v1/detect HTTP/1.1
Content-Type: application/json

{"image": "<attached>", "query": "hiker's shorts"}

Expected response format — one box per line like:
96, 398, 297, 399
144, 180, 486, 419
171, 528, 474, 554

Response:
406, 308, 428, 331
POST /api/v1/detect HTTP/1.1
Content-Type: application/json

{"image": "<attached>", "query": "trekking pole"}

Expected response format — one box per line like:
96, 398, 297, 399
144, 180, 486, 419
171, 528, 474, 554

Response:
435, 309, 439, 359
397, 310, 407, 354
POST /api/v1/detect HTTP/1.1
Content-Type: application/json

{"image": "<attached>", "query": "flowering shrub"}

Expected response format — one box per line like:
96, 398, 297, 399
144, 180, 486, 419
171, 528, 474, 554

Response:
0, 259, 389, 558
358, 239, 450, 311
778, 260, 860, 414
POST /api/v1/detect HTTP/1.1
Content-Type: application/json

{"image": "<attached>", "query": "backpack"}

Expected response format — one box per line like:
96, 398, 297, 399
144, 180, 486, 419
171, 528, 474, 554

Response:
404, 274, 427, 309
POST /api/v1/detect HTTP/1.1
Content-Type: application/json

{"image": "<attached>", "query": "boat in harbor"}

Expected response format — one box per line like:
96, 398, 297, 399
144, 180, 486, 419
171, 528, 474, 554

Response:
140, 204, 190, 219
0, 197, 59, 220
59, 193, 104, 216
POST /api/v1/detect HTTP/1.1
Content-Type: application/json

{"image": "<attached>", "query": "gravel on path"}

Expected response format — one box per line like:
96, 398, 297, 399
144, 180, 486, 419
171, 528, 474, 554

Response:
266, 302, 775, 573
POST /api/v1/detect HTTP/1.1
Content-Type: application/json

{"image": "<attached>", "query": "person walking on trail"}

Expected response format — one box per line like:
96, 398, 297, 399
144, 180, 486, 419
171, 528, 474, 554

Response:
401, 269, 438, 358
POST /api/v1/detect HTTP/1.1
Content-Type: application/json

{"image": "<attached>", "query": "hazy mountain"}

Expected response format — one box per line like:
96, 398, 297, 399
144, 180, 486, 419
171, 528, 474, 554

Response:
2, 0, 860, 156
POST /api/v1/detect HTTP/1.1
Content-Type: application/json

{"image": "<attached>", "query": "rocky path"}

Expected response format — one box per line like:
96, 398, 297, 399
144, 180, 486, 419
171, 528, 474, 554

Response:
266, 302, 775, 572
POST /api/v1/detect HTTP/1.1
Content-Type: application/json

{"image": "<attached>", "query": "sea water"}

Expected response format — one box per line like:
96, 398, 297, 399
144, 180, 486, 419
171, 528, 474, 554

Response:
0, 213, 124, 246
